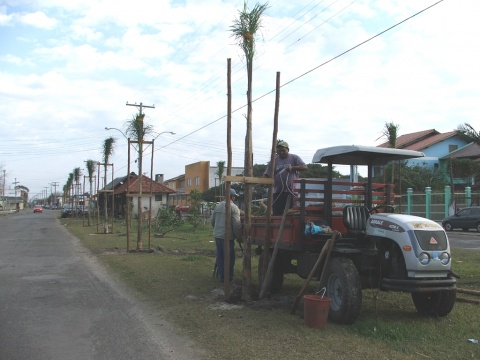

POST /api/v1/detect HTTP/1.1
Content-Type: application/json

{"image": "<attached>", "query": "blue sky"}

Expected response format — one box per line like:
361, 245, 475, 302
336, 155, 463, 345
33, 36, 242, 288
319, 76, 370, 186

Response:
0, 0, 478, 199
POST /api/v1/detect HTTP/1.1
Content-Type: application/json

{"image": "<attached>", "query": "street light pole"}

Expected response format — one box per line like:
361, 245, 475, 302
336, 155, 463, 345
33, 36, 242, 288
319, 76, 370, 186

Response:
105, 127, 128, 141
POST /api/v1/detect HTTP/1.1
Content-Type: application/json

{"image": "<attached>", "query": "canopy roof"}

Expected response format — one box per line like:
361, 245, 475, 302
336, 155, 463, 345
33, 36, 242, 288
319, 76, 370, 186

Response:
312, 145, 425, 166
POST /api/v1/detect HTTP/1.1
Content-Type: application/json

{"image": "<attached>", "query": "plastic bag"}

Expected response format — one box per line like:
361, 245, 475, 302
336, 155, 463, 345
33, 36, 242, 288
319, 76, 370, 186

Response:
305, 221, 331, 235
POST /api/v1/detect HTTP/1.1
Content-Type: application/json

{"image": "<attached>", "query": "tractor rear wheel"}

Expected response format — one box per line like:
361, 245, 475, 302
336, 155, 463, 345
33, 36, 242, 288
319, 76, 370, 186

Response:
320, 257, 362, 324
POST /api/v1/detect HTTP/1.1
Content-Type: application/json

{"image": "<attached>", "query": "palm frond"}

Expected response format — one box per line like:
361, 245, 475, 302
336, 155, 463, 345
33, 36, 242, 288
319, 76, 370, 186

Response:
376, 121, 399, 148
457, 123, 480, 144
85, 159, 96, 179
102, 137, 116, 164
125, 115, 154, 142
230, 1, 269, 61
73, 167, 82, 183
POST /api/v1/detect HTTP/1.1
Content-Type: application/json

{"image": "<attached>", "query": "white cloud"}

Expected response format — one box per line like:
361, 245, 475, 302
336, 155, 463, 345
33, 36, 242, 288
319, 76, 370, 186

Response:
1, 0, 479, 196
19, 11, 57, 29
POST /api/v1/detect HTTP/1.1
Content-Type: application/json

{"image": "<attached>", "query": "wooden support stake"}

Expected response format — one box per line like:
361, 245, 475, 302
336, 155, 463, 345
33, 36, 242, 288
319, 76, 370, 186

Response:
457, 288, 480, 296
456, 297, 480, 305
290, 232, 338, 315
258, 195, 291, 299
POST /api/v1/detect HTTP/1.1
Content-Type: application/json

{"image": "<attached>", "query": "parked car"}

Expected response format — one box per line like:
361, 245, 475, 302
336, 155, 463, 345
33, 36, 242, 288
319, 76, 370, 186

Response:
77, 205, 89, 215
175, 205, 190, 216
61, 204, 75, 218
442, 206, 480, 232
33, 205, 43, 213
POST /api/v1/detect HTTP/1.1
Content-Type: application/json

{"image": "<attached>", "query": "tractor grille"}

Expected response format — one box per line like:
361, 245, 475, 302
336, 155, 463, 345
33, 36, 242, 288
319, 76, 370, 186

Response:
414, 230, 448, 251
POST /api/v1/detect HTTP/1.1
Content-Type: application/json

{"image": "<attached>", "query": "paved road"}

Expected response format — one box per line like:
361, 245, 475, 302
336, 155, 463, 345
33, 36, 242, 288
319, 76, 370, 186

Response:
0, 211, 200, 360
446, 230, 480, 250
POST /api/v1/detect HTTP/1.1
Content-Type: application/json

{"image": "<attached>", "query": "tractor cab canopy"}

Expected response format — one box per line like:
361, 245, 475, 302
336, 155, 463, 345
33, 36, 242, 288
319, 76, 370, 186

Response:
312, 145, 425, 166
311, 145, 425, 218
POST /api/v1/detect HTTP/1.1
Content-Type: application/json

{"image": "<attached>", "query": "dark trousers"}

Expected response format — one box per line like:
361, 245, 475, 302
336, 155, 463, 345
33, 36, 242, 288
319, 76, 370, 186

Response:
273, 192, 292, 216
215, 238, 235, 282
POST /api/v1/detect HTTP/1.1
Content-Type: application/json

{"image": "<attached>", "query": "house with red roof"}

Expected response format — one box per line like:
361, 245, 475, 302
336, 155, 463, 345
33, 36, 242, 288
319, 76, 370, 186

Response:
100, 172, 175, 219
378, 129, 480, 187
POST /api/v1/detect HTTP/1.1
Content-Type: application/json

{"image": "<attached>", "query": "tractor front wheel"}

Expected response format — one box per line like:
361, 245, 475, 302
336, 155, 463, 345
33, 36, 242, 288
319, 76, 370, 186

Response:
411, 290, 456, 317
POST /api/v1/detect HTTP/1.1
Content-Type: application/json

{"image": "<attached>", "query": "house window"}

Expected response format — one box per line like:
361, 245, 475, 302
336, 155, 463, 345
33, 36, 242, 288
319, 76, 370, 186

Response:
155, 195, 162, 201
187, 178, 191, 187
449, 145, 458, 153
195, 176, 200, 186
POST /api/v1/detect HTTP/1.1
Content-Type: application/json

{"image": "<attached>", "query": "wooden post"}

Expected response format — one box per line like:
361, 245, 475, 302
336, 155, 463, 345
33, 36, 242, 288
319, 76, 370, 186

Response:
148, 139, 154, 251
259, 194, 290, 299
224, 58, 233, 300
261, 71, 281, 291
126, 139, 131, 251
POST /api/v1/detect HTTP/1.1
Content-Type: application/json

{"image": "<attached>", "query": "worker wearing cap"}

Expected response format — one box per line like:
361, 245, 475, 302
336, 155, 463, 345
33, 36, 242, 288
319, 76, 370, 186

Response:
211, 188, 243, 282
264, 140, 307, 215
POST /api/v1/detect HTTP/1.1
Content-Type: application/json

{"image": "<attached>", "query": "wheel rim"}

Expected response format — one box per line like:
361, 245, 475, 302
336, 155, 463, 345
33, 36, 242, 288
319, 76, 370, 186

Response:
326, 274, 342, 311
444, 223, 452, 231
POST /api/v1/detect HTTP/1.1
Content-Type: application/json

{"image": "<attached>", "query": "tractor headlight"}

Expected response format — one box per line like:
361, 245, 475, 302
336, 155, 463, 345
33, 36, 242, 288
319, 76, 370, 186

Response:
439, 252, 451, 265
418, 252, 430, 265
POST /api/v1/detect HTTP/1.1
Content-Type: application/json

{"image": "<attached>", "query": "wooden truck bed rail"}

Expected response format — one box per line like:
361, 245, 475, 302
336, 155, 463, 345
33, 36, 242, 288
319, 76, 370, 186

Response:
249, 178, 395, 251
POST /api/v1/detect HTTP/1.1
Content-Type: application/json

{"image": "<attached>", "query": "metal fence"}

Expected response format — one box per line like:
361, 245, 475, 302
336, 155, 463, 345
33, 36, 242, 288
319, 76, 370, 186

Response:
393, 186, 480, 222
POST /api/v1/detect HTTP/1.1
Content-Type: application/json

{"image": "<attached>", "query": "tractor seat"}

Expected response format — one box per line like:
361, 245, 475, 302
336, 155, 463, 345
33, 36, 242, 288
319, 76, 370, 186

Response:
343, 205, 370, 236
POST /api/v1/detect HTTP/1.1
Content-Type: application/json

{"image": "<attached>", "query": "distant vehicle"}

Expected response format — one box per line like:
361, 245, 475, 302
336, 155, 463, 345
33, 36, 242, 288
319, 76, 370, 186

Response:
33, 205, 43, 213
442, 206, 480, 232
61, 204, 75, 218
77, 205, 89, 215
175, 205, 190, 216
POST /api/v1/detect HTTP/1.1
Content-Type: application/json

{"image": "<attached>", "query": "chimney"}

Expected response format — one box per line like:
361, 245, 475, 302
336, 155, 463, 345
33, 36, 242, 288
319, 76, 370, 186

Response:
155, 174, 164, 183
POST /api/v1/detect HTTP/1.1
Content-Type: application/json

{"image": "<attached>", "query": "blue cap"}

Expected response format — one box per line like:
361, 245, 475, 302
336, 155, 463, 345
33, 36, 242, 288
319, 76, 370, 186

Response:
230, 188, 238, 197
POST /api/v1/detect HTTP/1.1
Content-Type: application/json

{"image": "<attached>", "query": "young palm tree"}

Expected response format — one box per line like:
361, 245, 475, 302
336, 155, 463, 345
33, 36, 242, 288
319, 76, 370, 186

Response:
125, 114, 154, 251
85, 159, 96, 226
377, 122, 399, 184
73, 167, 82, 216
102, 137, 116, 234
62, 183, 68, 206
215, 160, 226, 199
67, 172, 74, 214
230, 1, 268, 300
385, 122, 399, 183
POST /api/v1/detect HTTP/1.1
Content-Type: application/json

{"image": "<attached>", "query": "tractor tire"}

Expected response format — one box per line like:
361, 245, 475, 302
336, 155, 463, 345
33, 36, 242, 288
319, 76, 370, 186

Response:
411, 290, 456, 317
258, 252, 284, 294
320, 257, 362, 324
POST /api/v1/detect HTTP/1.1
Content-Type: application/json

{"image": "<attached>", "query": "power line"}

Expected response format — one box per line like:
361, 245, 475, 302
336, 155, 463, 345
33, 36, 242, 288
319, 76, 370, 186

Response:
158, 0, 445, 152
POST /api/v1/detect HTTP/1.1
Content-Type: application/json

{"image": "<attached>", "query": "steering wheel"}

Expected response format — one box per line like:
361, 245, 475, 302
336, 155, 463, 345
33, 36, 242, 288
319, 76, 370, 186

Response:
370, 205, 395, 214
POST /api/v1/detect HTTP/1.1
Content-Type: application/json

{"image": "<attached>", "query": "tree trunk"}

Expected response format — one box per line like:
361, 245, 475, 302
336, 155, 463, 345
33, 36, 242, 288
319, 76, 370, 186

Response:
242, 61, 254, 301
137, 141, 143, 251
104, 167, 109, 234
88, 179, 92, 226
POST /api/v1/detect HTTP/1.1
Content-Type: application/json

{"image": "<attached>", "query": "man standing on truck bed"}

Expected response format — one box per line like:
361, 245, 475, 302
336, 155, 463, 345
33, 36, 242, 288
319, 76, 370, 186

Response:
264, 140, 307, 215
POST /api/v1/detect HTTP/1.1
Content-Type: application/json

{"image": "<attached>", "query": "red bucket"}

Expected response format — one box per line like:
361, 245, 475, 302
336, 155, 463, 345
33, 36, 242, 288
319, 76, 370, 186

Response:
304, 295, 331, 329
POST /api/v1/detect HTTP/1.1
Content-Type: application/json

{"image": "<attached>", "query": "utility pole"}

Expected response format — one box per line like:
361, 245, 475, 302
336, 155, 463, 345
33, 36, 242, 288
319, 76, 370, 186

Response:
51, 182, 59, 206
1, 170, 5, 210
126, 101, 155, 251
12, 178, 19, 211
